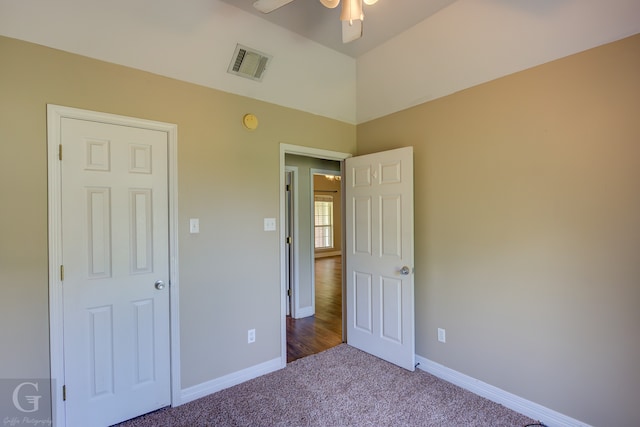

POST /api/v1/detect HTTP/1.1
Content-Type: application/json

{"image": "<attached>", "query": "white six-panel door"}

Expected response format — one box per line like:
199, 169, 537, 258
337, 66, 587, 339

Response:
60, 117, 171, 426
345, 147, 415, 371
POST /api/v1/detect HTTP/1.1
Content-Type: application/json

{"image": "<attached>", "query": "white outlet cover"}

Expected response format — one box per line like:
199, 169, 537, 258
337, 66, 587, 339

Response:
438, 328, 446, 343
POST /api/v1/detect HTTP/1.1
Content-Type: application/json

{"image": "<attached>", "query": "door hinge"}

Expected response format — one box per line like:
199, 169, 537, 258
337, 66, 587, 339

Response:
286, 184, 291, 191
62, 385, 66, 401
60, 265, 64, 281
287, 288, 292, 297
286, 236, 292, 244
58, 144, 62, 161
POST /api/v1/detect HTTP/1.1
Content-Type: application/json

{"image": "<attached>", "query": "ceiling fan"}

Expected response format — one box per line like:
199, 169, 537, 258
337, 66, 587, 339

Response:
252, 0, 379, 43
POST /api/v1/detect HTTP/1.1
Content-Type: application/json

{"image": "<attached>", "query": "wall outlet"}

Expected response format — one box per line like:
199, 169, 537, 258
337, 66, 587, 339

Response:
438, 328, 446, 343
248, 329, 256, 344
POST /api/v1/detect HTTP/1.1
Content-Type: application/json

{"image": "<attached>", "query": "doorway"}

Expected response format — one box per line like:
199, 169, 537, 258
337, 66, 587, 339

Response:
280, 145, 351, 365
280, 144, 416, 371
286, 171, 343, 362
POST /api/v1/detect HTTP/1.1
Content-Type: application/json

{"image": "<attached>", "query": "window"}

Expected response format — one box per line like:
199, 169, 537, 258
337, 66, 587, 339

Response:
314, 195, 333, 249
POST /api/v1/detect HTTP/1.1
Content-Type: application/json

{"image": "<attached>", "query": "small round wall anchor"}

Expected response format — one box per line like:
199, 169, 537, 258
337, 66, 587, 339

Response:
242, 113, 259, 131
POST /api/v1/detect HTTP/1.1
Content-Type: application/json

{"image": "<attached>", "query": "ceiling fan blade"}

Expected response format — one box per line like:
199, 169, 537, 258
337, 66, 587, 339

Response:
253, 0, 295, 13
319, 0, 340, 8
342, 19, 362, 43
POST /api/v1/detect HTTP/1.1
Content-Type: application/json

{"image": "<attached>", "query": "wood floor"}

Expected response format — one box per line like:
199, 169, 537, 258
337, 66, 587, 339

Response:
287, 255, 343, 363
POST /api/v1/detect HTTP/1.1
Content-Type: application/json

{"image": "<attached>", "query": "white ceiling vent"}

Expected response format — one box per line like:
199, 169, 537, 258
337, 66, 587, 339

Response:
227, 44, 272, 82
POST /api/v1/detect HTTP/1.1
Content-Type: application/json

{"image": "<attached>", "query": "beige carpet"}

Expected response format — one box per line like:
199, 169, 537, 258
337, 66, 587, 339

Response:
118, 344, 539, 426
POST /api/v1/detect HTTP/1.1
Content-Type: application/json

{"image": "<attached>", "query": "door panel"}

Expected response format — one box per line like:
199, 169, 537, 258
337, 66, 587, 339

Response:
346, 147, 415, 371
381, 277, 402, 343
87, 305, 114, 397
354, 272, 373, 333
353, 196, 372, 254
61, 118, 171, 426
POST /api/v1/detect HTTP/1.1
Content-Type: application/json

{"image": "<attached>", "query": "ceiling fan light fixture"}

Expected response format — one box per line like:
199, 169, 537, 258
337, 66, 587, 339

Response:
254, 0, 380, 44
342, 19, 362, 43
340, 0, 363, 22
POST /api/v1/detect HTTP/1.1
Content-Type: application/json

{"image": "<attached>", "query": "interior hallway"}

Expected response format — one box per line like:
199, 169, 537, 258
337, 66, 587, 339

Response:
286, 256, 343, 363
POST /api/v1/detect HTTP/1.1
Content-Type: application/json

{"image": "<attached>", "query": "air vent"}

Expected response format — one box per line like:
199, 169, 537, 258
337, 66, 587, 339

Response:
227, 44, 272, 82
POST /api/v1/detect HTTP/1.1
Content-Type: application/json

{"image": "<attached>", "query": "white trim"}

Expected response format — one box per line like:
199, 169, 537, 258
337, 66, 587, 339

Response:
280, 143, 353, 161
180, 357, 281, 404
279, 144, 352, 367
47, 106, 64, 426
47, 105, 181, 425
315, 251, 342, 258
415, 355, 592, 427
285, 166, 301, 319
167, 120, 182, 408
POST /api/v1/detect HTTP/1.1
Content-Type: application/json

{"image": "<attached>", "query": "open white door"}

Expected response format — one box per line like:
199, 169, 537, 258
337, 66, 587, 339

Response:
345, 147, 415, 371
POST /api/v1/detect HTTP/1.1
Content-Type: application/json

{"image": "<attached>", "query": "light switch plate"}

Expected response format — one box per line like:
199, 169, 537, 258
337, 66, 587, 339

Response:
189, 218, 200, 234
264, 218, 276, 231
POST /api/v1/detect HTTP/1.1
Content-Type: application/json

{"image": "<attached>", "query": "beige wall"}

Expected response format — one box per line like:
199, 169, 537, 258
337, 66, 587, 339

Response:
0, 35, 355, 391
357, 34, 640, 427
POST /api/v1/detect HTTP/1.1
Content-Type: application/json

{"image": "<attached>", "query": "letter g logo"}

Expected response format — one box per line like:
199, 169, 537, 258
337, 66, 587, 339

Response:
12, 381, 42, 413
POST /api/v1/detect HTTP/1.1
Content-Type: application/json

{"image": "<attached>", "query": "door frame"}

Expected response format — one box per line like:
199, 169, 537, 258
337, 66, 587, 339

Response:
279, 143, 351, 366
47, 105, 181, 426
284, 166, 300, 318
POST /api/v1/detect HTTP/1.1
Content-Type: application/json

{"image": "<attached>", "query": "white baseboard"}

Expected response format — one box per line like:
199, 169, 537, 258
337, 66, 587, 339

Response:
314, 251, 341, 258
179, 356, 282, 405
415, 355, 592, 427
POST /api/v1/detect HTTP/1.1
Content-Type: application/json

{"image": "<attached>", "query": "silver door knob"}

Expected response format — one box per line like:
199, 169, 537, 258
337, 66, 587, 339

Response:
155, 280, 165, 290
400, 266, 411, 275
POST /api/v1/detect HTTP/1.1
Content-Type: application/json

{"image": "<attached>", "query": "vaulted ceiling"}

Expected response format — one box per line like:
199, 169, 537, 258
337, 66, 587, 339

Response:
218, 0, 458, 57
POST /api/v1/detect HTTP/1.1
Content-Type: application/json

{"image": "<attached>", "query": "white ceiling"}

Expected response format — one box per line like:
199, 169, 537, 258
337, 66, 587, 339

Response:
218, 0, 459, 58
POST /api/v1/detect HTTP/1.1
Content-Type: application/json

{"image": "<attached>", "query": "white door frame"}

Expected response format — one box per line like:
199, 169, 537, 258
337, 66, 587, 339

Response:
284, 166, 300, 318
47, 105, 181, 426
279, 143, 351, 366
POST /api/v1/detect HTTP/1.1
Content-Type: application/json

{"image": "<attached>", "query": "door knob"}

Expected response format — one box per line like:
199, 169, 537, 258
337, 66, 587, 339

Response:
400, 266, 411, 275
155, 280, 166, 290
